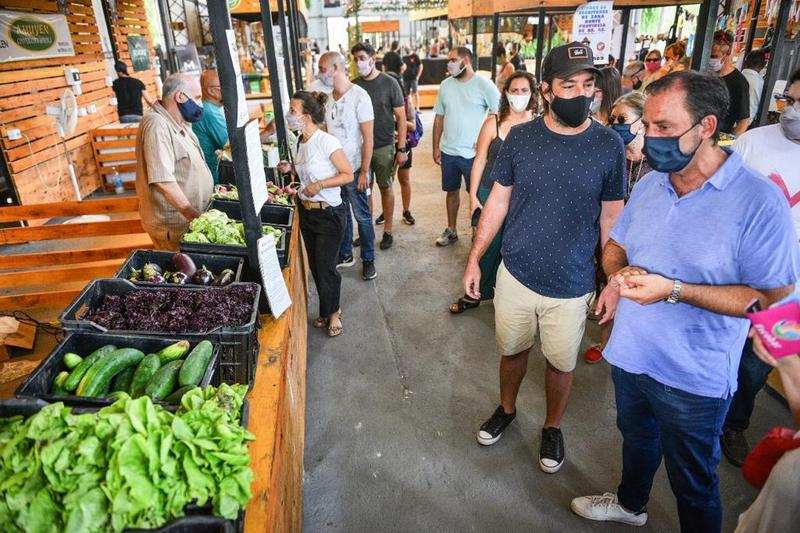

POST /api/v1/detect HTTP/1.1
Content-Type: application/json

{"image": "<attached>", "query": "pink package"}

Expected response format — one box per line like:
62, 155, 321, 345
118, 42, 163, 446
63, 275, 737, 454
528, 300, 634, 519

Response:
747, 300, 800, 359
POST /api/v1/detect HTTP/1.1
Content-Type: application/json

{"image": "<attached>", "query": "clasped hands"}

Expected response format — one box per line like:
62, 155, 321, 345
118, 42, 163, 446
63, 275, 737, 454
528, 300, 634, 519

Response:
594, 266, 674, 324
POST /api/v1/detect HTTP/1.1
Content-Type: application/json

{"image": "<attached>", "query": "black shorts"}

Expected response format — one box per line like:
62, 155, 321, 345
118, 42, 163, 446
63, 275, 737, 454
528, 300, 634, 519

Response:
404, 78, 419, 93
400, 149, 412, 169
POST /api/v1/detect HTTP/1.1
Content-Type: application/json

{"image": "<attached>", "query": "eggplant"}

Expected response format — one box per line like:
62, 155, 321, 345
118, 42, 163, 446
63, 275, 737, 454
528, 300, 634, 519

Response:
191, 265, 214, 286
171, 253, 197, 278
149, 272, 165, 284
171, 272, 189, 285
213, 269, 235, 286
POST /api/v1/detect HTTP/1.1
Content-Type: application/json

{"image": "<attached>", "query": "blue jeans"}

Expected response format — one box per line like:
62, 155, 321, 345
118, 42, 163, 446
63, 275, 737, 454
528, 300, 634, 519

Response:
724, 338, 772, 432
339, 171, 375, 262
612, 366, 732, 533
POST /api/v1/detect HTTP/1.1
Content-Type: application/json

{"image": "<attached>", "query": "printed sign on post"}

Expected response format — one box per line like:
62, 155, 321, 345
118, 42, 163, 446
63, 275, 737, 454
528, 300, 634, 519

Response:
245, 119, 268, 214
225, 29, 250, 127
572, 1, 614, 65
257, 235, 292, 318
0, 10, 75, 63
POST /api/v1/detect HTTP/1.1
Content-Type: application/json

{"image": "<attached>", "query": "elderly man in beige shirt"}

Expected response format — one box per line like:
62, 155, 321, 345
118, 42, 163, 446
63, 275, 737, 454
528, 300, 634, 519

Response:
135, 73, 213, 250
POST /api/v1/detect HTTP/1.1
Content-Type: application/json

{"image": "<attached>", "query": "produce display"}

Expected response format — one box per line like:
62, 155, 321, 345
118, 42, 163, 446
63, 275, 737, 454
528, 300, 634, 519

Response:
127, 252, 235, 286
0, 384, 253, 531
182, 209, 283, 246
83, 284, 257, 333
49, 340, 215, 402
211, 182, 297, 206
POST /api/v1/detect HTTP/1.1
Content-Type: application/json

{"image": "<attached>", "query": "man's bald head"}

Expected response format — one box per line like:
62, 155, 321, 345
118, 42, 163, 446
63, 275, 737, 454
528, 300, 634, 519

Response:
319, 51, 346, 73
200, 69, 221, 103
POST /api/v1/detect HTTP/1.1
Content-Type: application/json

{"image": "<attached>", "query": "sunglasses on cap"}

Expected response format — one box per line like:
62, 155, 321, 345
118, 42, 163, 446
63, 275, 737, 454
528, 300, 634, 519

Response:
608, 115, 641, 126
645, 58, 660, 63
774, 93, 797, 107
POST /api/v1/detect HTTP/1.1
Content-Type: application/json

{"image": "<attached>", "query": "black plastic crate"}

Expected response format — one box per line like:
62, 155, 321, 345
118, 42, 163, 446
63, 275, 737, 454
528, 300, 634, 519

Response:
59, 280, 260, 386
206, 199, 294, 227
16, 332, 220, 408
115, 250, 244, 287
127, 515, 240, 533
179, 225, 288, 266
217, 160, 235, 186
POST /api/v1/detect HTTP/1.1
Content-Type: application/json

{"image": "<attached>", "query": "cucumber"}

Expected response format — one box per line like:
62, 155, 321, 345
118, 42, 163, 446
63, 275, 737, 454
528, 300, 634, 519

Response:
164, 385, 193, 404
63, 352, 83, 370
77, 348, 145, 397
129, 354, 161, 398
144, 360, 183, 400
157, 340, 190, 365
63, 344, 116, 392
178, 340, 214, 387
51, 371, 70, 395
111, 366, 136, 393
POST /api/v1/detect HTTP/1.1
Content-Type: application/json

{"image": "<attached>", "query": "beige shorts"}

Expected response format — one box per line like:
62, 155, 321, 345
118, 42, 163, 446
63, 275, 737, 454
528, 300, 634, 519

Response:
494, 262, 592, 372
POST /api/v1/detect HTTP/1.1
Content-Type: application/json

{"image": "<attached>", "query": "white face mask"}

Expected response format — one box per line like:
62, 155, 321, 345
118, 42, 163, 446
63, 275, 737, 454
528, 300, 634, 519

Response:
357, 59, 373, 77
590, 96, 602, 114
780, 104, 800, 142
286, 113, 305, 131
507, 93, 531, 113
447, 59, 465, 77
708, 58, 723, 72
319, 70, 335, 88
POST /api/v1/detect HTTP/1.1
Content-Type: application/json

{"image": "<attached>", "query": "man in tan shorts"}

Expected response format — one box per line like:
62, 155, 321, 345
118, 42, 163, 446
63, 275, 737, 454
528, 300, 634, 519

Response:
463, 42, 625, 474
135, 73, 213, 250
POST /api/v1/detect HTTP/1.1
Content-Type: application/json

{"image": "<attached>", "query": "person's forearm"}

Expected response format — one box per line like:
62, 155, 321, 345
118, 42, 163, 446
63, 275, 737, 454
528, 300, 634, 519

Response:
602, 239, 629, 278
396, 114, 407, 149
361, 138, 373, 173
599, 201, 623, 248
734, 118, 751, 136
433, 115, 443, 150
153, 182, 196, 220
468, 188, 509, 264
320, 172, 354, 189
468, 155, 487, 199
680, 284, 792, 318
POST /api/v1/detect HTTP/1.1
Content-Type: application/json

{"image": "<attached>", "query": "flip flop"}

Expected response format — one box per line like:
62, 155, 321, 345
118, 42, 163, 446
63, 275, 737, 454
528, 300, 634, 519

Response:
313, 317, 327, 328
327, 316, 343, 338
449, 296, 480, 314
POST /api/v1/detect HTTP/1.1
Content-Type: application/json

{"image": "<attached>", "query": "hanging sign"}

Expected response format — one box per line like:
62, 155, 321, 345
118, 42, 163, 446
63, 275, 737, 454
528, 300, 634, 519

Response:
572, 1, 614, 65
257, 235, 292, 319
245, 119, 268, 214
225, 29, 250, 127
127, 35, 150, 72
0, 10, 74, 63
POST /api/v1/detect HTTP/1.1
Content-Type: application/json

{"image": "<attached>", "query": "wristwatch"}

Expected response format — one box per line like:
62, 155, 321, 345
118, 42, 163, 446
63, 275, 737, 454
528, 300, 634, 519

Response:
666, 279, 683, 304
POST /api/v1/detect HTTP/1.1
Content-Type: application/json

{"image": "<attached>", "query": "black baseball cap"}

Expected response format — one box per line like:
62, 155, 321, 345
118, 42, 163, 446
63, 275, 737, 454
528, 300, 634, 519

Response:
542, 42, 600, 81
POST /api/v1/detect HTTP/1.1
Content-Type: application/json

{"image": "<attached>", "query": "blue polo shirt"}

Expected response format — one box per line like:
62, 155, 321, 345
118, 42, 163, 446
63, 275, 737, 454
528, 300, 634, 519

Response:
605, 151, 800, 398
491, 117, 626, 298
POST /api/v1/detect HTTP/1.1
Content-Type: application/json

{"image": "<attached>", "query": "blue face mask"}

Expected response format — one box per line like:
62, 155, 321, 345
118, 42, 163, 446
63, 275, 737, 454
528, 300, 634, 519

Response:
611, 123, 637, 145
178, 95, 203, 123
643, 122, 701, 173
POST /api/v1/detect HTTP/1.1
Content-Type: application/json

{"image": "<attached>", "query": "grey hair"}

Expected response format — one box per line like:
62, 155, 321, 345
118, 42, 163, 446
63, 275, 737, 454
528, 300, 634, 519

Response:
320, 51, 346, 70
162, 74, 190, 99
613, 91, 647, 117
622, 61, 645, 78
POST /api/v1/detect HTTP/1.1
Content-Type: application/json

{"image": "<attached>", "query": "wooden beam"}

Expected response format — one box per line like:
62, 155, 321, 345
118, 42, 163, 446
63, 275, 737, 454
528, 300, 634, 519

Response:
0, 262, 122, 289
0, 219, 144, 245
0, 289, 81, 312
0, 242, 151, 270
0, 197, 139, 223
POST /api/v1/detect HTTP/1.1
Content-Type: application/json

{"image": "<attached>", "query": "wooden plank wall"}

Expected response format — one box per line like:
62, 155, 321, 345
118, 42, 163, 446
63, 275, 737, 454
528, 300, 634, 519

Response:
0, 0, 157, 205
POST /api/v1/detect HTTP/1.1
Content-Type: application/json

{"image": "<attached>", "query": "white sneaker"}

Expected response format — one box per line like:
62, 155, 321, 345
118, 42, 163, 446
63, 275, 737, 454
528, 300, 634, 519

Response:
570, 493, 647, 526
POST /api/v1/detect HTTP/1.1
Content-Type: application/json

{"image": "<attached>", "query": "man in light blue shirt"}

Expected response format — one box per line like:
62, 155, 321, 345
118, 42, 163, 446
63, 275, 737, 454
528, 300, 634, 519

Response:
193, 70, 229, 185
571, 71, 800, 531
432, 46, 500, 247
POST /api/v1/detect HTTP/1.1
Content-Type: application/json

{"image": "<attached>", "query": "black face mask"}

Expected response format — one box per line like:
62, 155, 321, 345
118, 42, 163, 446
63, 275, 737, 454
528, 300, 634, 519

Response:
550, 94, 592, 127
633, 79, 642, 90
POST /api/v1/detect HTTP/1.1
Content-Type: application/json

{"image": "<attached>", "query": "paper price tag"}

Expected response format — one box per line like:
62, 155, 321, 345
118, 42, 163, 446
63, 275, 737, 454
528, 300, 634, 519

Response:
257, 235, 291, 319
245, 120, 267, 214
225, 29, 249, 127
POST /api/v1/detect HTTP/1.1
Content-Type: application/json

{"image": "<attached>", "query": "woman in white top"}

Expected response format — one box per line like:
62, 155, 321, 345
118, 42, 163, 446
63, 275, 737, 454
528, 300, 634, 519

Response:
278, 91, 353, 337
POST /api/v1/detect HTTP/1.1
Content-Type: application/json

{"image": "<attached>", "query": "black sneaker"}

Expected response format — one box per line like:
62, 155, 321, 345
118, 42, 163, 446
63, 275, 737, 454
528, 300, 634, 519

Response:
375, 213, 385, 225
353, 237, 361, 247
336, 255, 355, 269
721, 428, 749, 467
477, 405, 516, 446
402, 210, 415, 225
539, 427, 565, 473
362, 260, 377, 280
380, 232, 393, 250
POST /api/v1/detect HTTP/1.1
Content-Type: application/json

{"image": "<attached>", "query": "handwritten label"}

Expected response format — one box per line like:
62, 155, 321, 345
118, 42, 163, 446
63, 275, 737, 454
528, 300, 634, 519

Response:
225, 29, 249, 127
257, 235, 292, 318
245, 120, 267, 213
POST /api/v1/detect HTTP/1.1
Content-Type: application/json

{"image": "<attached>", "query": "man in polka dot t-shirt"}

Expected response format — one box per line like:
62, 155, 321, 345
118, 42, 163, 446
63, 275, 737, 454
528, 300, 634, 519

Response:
465, 43, 625, 474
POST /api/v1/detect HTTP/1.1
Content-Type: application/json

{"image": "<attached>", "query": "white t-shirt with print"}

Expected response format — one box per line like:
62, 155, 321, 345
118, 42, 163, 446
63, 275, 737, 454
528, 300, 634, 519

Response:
324, 84, 374, 171
296, 129, 343, 206
733, 124, 800, 237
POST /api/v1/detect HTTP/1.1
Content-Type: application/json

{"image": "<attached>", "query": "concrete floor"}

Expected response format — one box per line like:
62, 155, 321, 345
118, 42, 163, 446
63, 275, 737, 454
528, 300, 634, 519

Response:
302, 112, 791, 532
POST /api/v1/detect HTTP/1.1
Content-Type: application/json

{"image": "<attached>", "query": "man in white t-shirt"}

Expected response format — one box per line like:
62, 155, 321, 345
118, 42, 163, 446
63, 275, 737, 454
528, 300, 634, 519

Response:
317, 51, 378, 281
722, 68, 800, 467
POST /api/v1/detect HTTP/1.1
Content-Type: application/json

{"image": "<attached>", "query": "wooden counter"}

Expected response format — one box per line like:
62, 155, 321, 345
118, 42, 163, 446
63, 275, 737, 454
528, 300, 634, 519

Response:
245, 216, 308, 532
